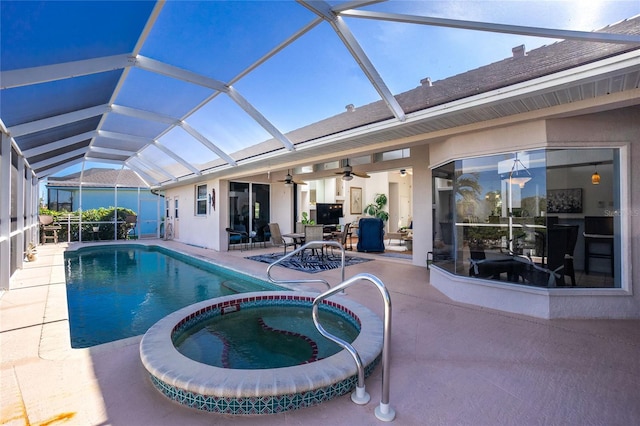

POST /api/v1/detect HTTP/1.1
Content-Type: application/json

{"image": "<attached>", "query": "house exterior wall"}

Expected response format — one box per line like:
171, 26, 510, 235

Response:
164, 179, 219, 250
156, 106, 638, 319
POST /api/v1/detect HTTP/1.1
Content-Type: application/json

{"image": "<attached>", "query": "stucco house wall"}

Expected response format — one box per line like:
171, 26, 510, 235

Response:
428, 106, 639, 319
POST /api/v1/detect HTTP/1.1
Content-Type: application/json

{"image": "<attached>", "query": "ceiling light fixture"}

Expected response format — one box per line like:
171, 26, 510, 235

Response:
591, 163, 601, 185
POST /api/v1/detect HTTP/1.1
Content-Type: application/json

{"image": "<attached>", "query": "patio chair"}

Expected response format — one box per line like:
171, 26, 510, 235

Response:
226, 226, 249, 251
125, 215, 137, 240
302, 225, 326, 259
546, 224, 579, 286
267, 223, 296, 254
330, 223, 351, 255
39, 215, 60, 244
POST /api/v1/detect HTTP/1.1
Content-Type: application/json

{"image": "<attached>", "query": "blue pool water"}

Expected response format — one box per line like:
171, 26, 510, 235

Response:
174, 304, 359, 369
64, 245, 281, 348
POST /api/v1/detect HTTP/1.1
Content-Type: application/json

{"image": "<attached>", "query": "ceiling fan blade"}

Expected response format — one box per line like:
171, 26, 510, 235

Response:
293, 180, 307, 185
353, 171, 370, 178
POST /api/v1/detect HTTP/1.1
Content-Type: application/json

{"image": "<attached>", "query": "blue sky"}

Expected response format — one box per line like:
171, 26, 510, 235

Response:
27, 0, 638, 180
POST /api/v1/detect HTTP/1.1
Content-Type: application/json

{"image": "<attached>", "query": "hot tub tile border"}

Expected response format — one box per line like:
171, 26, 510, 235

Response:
142, 291, 382, 415
149, 356, 380, 415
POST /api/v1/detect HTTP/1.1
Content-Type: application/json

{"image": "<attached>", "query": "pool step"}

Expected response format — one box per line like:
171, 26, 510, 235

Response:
220, 280, 261, 294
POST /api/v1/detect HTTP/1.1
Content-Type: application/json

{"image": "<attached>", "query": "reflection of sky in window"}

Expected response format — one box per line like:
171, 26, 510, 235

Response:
457, 150, 547, 201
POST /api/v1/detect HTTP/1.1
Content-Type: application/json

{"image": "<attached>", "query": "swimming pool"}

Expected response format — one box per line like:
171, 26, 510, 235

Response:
64, 244, 281, 348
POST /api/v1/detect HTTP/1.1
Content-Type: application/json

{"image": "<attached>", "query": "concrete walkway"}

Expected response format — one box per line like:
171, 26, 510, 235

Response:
2, 241, 639, 425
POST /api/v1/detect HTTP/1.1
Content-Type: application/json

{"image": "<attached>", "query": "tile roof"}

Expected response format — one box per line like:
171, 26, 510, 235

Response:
281, 16, 640, 147
47, 168, 148, 188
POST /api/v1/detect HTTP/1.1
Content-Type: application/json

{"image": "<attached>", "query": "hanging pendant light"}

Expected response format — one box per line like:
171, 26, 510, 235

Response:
500, 153, 532, 188
591, 164, 600, 185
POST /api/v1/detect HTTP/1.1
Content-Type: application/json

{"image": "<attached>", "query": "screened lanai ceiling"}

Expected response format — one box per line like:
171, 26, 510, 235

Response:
2, 1, 639, 188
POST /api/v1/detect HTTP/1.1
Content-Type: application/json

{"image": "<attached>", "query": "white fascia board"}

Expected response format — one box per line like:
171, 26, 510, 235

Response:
226, 87, 295, 151
110, 104, 179, 125
151, 141, 201, 175
180, 121, 238, 166
404, 50, 640, 122
9, 105, 109, 137
299, 51, 640, 150
134, 55, 228, 92
0, 54, 133, 89
341, 10, 640, 44
21, 131, 97, 157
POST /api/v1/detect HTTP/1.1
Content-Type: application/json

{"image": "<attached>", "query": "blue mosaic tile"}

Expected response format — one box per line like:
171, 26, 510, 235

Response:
149, 294, 381, 415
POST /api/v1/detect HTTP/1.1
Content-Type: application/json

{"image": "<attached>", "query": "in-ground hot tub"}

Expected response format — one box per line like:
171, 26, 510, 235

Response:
140, 291, 383, 415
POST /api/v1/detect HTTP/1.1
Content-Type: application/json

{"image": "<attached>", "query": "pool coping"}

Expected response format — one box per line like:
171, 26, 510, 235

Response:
139, 291, 383, 413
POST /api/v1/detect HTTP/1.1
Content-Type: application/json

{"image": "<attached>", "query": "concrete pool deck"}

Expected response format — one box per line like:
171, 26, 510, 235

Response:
2, 240, 639, 425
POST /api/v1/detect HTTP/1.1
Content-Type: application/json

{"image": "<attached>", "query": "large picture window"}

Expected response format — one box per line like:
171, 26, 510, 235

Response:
432, 148, 620, 288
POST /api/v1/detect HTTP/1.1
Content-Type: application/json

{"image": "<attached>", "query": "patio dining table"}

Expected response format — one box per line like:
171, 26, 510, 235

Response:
282, 232, 335, 251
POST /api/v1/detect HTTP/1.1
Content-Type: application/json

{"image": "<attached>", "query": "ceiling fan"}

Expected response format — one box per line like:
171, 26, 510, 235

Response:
335, 160, 370, 181
277, 170, 307, 185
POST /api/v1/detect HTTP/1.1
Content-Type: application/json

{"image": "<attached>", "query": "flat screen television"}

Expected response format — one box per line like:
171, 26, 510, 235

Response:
316, 203, 343, 225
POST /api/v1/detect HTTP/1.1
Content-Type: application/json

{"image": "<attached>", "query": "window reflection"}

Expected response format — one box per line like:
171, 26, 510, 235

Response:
432, 148, 618, 288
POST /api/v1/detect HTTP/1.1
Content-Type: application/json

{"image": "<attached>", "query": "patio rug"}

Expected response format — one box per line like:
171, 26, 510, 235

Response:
245, 252, 373, 273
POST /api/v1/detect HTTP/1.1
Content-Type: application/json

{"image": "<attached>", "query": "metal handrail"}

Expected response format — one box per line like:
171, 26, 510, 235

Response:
312, 273, 395, 422
266, 240, 346, 290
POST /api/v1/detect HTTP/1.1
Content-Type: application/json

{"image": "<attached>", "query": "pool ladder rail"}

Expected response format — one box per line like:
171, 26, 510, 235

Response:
266, 243, 395, 422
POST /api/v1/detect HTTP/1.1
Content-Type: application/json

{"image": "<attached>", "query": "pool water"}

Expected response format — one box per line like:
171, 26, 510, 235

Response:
64, 245, 279, 348
173, 305, 359, 369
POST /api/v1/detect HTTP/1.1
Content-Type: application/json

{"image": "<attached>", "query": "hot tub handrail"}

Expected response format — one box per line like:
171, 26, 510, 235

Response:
312, 272, 395, 422
266, 240, 346, 290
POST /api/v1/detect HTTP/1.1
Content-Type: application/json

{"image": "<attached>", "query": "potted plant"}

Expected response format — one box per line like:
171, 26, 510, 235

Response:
301, 212, 315, 225
25, 243, 37, 262
364, 193, 389, 222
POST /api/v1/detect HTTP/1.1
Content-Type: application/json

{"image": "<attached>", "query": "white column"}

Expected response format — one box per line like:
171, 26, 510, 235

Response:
14, 155, 25, 269
0, 133, 11, 289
